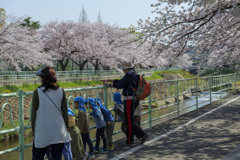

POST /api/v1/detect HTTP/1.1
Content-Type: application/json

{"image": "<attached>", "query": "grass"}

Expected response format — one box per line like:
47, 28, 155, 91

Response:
145, 69, 195, 81
18, 83, 40, 91
58, 80, 102, 88
0, 80, 103, 93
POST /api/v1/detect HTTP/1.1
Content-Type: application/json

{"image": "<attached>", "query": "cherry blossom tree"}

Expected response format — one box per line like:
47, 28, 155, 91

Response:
133, 41, 193, 69
138, 0, 240, 70
0, 16, 54, 71
41, 20, 77, 71
87, 23, 142, 70
70, 22, 108, 70
41, 20, 152, 71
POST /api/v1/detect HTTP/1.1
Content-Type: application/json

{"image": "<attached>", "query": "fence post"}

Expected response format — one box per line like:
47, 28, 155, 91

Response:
196, 77, 198, 110
220, 75, 222, 99
176, 79, 179, 118
103, 85, 108, 107
234, 73, 237, 93
209, 77, 212, 104
228, 74, 230, 94
148, 82, 152, 129
18, 90, 24, 160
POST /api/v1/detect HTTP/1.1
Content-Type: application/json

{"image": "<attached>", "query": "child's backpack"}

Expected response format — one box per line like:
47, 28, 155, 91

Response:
133, 74, 151, 100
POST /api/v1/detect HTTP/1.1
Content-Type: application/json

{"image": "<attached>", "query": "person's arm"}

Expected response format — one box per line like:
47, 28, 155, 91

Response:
61, 89, 69, 129
89, 108, 101, 119
112, 73, 133, 89
103, 71, 134, 89
31, 89, 39, 134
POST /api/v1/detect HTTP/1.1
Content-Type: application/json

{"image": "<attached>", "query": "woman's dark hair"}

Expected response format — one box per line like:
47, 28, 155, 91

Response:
39, 67, 59, 92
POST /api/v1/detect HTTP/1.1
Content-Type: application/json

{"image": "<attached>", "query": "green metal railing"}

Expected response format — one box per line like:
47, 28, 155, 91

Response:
0, 73, 240, 159
0, 68, 173, 80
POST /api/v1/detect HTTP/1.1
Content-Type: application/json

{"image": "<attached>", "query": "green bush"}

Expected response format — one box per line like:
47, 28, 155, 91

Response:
0, 86, 10, 93
218, 68, 235, 75
0, 85, 19, 93
199, 69, 215, 77
3, 76, 10, 80
5, 85, 19, 92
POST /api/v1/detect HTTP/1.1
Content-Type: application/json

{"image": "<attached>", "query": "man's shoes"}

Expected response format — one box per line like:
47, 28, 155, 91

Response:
126, 140, 135, 145
141, 133, 148, 144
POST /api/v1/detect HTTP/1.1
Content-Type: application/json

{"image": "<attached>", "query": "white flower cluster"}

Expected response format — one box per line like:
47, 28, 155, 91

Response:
137, 0, 240, 69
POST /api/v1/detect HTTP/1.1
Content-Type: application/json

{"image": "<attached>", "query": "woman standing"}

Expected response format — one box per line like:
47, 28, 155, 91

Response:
31, 67, 71, 160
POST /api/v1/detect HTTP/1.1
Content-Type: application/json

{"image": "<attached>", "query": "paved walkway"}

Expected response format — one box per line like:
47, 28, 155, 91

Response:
95, 93, 240, 160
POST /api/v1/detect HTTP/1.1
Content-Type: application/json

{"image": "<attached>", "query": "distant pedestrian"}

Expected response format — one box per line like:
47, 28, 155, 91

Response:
31, 67, 71, 160
86, 97, 109, 153
96, 98, 115, 150
74, 96, 95, 159
103, 61, 148, 145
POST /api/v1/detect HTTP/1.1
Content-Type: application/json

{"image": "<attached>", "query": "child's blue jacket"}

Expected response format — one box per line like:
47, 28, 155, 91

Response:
96, 98, 114, 123
88, 97, 106, 129
90, 107, 106, 129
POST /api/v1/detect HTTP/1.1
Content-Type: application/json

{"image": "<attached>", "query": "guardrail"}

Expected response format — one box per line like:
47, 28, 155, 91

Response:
0, 73, 239, 159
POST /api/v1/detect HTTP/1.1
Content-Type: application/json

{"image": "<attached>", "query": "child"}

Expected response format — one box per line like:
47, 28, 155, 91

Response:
134, 100, 143, 126
113, 92, 127, 135
86, 97, 108, 153
96, 98, 115, 150
66, 108, 86, 160
74, 97, 95, 159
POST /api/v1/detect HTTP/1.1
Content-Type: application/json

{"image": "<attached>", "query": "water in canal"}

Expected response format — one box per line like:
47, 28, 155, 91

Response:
0, 92, 227, 160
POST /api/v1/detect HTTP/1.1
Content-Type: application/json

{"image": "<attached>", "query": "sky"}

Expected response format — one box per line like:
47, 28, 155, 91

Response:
1, 0, 159, 28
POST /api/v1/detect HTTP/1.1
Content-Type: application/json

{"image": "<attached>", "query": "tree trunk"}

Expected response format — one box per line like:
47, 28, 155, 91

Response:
79, 60, 88, 70
95, 60, 99, 70
58, 58, 69, 71
71, 57, 88, 71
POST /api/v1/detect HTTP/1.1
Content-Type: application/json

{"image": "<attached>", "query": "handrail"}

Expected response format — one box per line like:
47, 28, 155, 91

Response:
0, 73, 239, 159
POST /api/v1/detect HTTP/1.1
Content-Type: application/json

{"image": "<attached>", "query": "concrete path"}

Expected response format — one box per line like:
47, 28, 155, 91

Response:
95, 93, 240, 160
